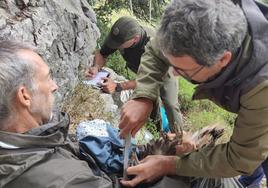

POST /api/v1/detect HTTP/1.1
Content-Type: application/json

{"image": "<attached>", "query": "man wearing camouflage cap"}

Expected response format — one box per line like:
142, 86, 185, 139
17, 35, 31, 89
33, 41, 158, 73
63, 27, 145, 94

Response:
86, 16, 181, 132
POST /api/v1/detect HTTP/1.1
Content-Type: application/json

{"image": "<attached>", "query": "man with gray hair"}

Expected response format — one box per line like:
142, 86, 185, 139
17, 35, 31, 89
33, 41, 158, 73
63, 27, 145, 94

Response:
119, 0, 268, 187
0, 40, 113, 187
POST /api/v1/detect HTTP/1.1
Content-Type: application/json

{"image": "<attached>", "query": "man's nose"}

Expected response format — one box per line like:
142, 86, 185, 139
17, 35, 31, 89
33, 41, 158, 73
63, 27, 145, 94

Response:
51, 80, 58, 92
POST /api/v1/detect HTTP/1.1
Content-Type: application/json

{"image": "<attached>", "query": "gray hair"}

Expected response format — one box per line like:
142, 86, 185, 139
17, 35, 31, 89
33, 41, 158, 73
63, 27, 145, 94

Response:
157, 0, 248, 66
0, 41, 36, 122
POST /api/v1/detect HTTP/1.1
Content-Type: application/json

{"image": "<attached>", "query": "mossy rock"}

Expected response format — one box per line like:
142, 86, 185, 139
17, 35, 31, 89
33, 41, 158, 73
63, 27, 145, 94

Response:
62, 82, 113, 134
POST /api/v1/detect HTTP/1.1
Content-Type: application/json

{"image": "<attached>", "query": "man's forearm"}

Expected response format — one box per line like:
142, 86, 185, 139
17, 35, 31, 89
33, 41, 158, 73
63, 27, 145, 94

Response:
93, 51, 106, 70
93, 62, 104, 70
132, 39, 170, 101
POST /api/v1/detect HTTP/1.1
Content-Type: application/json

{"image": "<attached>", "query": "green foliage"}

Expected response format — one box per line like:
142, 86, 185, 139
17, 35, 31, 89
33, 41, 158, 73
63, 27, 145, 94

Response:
186, 111, 222, 130
260, 0, 268, 4
130, 0, 169, 24
178, 78, 236, 133
90, 0, 128, 24
145, 119, 160, 139
89, 0, 168, 26
106, 51, 136, 80
178, 78, 195, 112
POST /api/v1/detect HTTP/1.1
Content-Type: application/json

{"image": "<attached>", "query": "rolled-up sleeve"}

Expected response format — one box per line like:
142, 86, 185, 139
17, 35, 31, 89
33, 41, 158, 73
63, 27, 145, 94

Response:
132, 39, 170, 101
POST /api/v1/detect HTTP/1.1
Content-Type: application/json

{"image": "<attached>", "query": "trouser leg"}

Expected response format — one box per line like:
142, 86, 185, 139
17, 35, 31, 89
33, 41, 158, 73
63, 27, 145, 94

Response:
239, 165, 264, 187
160, 68, 182, 133
149, 98, 162, 132
261, 158, 268, 188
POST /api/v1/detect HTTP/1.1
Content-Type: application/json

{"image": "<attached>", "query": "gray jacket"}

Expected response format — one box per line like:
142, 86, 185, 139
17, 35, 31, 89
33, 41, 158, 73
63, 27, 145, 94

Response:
0, 112, 113, 188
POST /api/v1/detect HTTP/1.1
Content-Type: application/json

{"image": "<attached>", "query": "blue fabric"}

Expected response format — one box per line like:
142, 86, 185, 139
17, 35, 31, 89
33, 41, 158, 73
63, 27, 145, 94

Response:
160, 106, 169, 133
239, 165, 264, 187
262, 157, 268, 182
239, 158, 268, 188
79, 125, 124, 174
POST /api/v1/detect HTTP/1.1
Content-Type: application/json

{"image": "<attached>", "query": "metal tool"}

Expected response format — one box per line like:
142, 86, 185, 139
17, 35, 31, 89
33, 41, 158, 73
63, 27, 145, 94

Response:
123, 132, 131, 180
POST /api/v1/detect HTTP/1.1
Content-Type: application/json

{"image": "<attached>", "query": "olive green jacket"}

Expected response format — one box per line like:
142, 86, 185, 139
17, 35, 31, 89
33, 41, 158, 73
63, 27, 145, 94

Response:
132, 0, 268, 178
0, 112, 112, 188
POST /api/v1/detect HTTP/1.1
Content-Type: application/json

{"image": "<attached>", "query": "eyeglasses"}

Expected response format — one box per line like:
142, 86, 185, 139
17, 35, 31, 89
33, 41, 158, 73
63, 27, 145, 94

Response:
172, 65, 205, 80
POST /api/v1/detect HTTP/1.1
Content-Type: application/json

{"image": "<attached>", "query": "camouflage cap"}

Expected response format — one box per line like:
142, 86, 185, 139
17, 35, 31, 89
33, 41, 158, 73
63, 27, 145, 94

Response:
104, 16, 142, 49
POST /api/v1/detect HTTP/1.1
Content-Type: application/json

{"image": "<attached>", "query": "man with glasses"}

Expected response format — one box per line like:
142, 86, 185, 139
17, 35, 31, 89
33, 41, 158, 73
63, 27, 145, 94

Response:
172, 65, 205, 84
118, 0, 268, 187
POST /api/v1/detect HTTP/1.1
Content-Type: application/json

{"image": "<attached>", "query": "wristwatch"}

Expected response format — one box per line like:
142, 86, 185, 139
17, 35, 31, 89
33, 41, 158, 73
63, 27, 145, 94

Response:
115, 83, 123, 92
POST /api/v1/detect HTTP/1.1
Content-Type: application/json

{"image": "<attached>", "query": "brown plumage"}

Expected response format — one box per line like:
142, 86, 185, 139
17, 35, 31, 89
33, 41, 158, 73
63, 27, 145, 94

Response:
136, 125, 224, 160
193, 125, 224, 150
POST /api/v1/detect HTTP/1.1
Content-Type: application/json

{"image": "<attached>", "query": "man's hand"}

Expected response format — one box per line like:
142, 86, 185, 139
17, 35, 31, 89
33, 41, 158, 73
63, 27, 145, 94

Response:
119, 98, 153, 138
175, 131, 197, 155
120, 155, 177, 187
85, 51, 106, 79
85, 66, 99, 79
101, 77, 117, 93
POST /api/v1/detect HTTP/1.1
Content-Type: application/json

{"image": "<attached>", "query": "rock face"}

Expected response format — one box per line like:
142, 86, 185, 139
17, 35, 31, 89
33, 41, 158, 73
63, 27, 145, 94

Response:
0, 0, 100, 105
0, 0, 127, 127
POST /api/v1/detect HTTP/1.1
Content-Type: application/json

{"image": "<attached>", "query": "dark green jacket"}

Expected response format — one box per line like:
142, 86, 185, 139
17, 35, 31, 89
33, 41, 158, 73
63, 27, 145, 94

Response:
100, 26, 154, 73
132, 0, 268, 178
0, 112, 112, 188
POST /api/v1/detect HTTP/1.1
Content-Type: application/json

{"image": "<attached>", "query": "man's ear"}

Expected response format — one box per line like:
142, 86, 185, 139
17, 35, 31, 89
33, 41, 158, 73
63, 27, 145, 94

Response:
218, 51, 232, 68
16, 87, 32, 107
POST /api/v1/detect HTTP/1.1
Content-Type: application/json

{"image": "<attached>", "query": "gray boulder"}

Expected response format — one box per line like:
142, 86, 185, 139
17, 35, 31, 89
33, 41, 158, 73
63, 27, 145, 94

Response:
0, 0, 100, 106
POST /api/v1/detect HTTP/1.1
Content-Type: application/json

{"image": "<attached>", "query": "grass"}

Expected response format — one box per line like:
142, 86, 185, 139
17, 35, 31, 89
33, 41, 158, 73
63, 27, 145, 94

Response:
178, 78, 236, 141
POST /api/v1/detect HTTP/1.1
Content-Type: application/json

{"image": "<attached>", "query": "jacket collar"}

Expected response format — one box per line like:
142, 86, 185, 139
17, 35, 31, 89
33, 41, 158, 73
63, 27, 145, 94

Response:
0, 112, 70, 149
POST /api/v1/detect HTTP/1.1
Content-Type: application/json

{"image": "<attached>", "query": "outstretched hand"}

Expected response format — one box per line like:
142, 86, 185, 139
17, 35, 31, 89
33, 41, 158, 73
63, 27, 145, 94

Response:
120, 155, 177, 187
85, 51, 106, 79
101, 77, 117, 93
85, 66, 99, 80
119, 98, 153, 138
